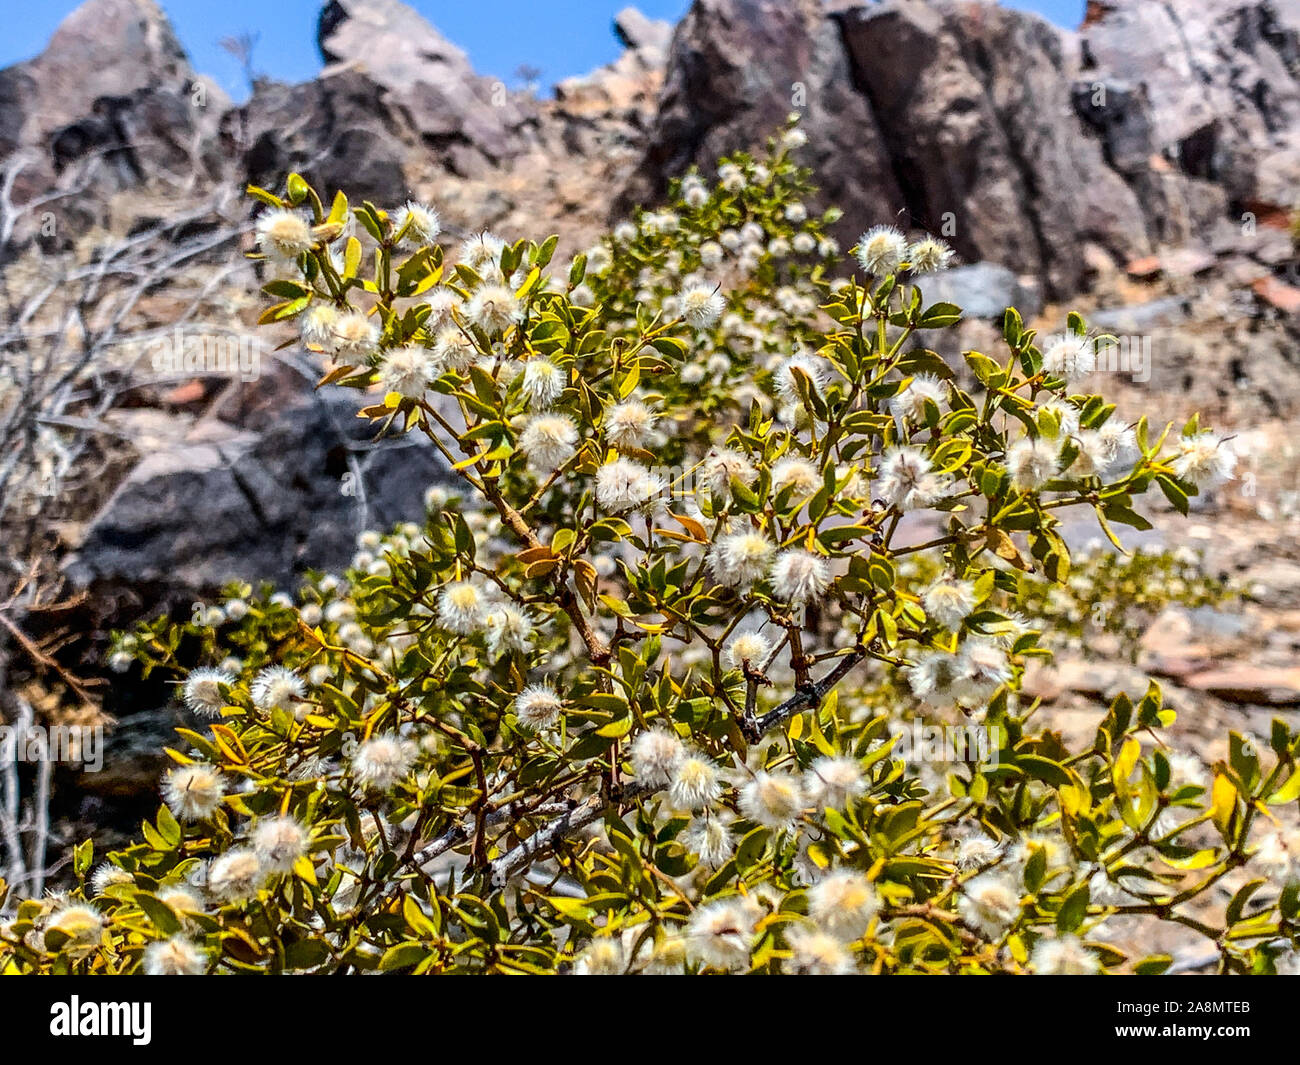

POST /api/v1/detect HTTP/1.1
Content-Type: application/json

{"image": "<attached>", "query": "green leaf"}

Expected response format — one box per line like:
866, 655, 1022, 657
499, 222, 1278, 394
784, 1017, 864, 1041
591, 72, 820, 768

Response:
155, 803, 183, 847
284, 938, 332, 970
569, 254, 587, 287
1056, 881, 1090, 933
1268, 770, 1300, 805
1154, 474, 1189, 515
1101, 501, 1153, 531
1226, 879, 1266, 926
73, 840, 94, 878
135, 892, 181, 936
1014, 754, 1074, 788
262, 279, 308, 300
403, 894, 440, 937
379, 942, 431, 972
245, 184, 284, 208
917, 302, 963, 328
343, 236, 362, 280
1002, 307, 1023, 347
1023, 845, 1048, 893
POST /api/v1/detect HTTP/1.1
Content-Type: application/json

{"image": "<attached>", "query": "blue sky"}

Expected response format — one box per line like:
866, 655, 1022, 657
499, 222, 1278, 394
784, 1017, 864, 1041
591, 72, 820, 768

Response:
4, 0, 1086, 100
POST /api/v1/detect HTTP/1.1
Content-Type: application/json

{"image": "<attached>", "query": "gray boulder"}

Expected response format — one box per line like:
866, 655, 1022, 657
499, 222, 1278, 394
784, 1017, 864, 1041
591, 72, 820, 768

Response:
67, 392, 453, 593
226, 69, 418, 207
317, 0, 529, 172
618, 0, 903, 247
15, 0, 193, 138
919, 263, 1043, 321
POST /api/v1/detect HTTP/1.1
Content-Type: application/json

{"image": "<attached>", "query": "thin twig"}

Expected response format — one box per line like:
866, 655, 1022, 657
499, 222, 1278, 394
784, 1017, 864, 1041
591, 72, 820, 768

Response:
743, 650, 866, 742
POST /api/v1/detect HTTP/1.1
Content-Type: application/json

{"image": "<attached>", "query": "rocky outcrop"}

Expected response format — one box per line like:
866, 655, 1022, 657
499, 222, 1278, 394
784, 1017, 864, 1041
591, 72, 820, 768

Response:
8, 0, 1297, 292
919, 263, 1043, 321
12, 0, 193, 138
317, 0, 533, 174
614, 6, 673, 53
624, 0, 1300, 297
839, 1, 1151, 296
67, 392, 451, 593
618, 0, 903, 247
555, 7, 672, 124
1078, 0, 1300, 213
223, 69, 418, 208
0, 0, 224, 241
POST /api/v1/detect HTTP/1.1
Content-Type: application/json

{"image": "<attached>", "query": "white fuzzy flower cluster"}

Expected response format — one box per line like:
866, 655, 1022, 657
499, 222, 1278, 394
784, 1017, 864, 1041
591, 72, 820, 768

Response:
156, 764, 312, 913
706, 533, 832, 605
595, 458, 666, 511
877, 446, 952, 511
255, 208, 315, 263
855, 225, 953, 277
1005, 413, 1141, 490
890, 372, 948, 423
906, 639, 1013, 709
433, 577, 539, 657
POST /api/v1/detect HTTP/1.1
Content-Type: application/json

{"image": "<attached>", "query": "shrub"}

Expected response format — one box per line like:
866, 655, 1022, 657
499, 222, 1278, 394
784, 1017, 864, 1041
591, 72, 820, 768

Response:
3, 122, 1296, 976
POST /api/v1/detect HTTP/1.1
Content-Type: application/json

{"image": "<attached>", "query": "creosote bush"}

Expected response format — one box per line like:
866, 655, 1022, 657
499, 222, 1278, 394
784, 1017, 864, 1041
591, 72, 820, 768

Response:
5, 122, 1299, 976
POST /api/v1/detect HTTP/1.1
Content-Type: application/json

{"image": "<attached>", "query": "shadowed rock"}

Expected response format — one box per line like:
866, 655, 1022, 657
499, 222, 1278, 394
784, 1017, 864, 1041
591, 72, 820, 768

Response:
67, 393, 452, 592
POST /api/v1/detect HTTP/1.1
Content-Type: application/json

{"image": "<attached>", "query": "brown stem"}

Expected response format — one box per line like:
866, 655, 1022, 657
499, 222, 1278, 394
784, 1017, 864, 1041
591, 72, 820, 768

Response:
743, 650, 865, 742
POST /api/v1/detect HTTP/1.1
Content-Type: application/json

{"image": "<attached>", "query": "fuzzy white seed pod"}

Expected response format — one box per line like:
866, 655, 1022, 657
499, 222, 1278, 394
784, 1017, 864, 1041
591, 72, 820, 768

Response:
679, 283, 726, 328
770, 549, 831, 606
392, 200, 441, 246
207, 848, 264, 903
351, 735, 417, 791
515, 685, 564, 730
739, 771, 805, 831
807, 870, 878, 940
724, 631, 772, 672
630, 728, 685, 785
162, 764, 225, 821
519, 413, 579, 468
255, 209, 314, 262
143, 936, 208, 975
181, 667, 235, 717
251, 815, 309, 874
855, 225, 908, 276
603, 400, 657, 450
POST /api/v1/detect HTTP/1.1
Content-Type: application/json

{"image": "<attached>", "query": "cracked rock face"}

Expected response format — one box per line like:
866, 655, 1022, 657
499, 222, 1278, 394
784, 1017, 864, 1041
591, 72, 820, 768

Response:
1079, 0, 1300, 211
14, 0, 193, 139
66, 393, 452, 593
9, 0, 1298, 294
316, 0, 530, 171
223, 69, 419, 209
618, 0, 903, 248
838, 0, 1150, 296
0, 0, 224, 232
623, 0, 1300, 297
